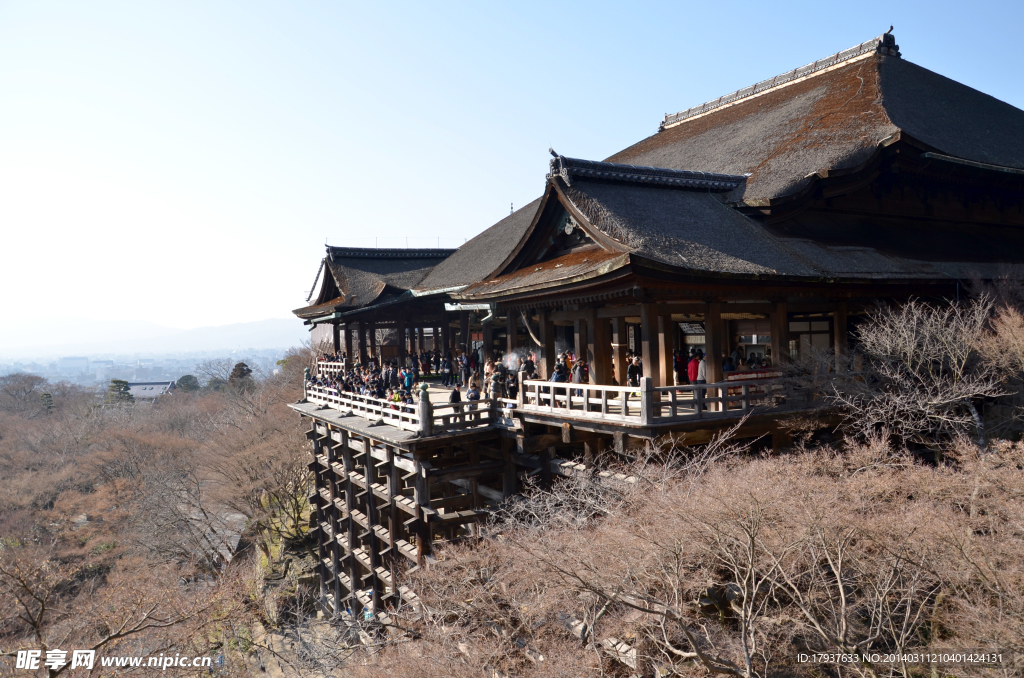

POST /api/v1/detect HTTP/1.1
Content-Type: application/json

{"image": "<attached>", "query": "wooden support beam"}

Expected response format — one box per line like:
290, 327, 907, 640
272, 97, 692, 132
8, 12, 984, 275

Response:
705, 302, 723, 384
540, 447, 553, 489
459, 311, 469, 353
482, 320, 493, 363
343, 323, 353, 364
396, 320, 406, 364
560, 423, 606, 445
586, 308, 611, 386
597, 304, 642, 319
362, 438, 382, 613
502, 437, 517, 499
770, 301, 789, 367
442, 321, 452, 357
517, 432, 561, 455
357, 323, 367, 366
387, 446, 401, 552
640, 303, 661, 387
427, 460, 506, 483
339, 431, 362, 615
538, 309, 556, 380
368, 323, 378, 363
428, 509, 491, 526
413, 459, 433, 564
332, 322, 341, 354
506, 313, 516, 359
583, 438, 604, 469
574, 317, 588, 369
612, 317, 627, 387
834, 301, 848, 367
658, 314, 673, 388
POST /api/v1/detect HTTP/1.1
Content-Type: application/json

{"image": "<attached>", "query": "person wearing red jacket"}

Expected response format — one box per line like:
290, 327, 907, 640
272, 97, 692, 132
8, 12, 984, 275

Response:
687, 350, 701, 383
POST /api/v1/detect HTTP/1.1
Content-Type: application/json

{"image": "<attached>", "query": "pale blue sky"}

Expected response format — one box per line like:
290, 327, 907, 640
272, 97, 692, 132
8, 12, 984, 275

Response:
1, 1, 1021, 332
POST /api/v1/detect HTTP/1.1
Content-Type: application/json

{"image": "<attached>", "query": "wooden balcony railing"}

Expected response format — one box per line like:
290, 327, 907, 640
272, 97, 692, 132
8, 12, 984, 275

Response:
316, 361, 348, 377
305, 385, 496, 435
517, 375, 788, 426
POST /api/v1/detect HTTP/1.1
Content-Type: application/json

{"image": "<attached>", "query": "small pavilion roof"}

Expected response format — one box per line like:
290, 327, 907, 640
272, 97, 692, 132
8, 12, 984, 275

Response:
293, 247, 454, 319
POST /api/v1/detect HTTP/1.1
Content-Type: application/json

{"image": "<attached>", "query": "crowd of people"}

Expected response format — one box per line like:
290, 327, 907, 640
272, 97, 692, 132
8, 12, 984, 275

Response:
309, 342, 774, 410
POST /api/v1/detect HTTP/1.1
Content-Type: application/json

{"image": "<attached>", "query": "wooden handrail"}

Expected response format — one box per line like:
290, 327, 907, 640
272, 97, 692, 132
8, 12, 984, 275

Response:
306, 386, 494, 434
516, 376, 785, 424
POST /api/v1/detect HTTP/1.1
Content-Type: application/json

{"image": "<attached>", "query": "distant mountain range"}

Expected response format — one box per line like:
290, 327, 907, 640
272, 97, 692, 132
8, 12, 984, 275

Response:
0, 317, 308, 360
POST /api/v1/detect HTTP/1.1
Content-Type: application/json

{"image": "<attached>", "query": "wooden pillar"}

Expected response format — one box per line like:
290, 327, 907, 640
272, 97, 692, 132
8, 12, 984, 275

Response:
312, 437, 328, 604
705, 302, 723, 384
538, 309, 555, 378
434, 326, 442, 352
340, 431, 361, 614
363, 438, 381, 613
325, 437, 344, 614
658, 314, 674, 387
540, 447, 553, 490
413, 456, 433, 563
506, 313, 516, 358
612, 317, 627, 386
396, 319, 406, 364
459, 311, 469, 354
368, 323, 378, 363
387, 446, 401, 548
834, 301, 848, 368
357, 323, 367, 366
442, 321, 452, 356
332, 322, 341, 354
502, 437, 517, 499
770, 301, 789, 367
418, 326, 426, 352
343, 323, 353, 364
640, 303, 661, 387
583, 438, 604, 469
588, 309, 612, 385
482, 319, 493, 363
573, 317, 588, 367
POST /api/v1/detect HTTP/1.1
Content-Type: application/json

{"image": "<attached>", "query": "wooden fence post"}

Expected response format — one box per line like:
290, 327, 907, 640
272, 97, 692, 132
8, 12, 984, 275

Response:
417, 387, 433, 437
640, 377, 654, 425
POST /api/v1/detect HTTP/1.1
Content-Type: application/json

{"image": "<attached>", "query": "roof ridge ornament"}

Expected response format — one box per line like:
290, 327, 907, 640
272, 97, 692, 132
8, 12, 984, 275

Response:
547, 152, 745, 192
323, 246, 456, 259
549, 147, 571, 186
660, 29, 901, 131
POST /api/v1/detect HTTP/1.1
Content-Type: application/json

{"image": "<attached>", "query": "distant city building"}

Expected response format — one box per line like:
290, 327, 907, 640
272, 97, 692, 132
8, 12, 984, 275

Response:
58, 356, 89, 373
126, 381, 176, 402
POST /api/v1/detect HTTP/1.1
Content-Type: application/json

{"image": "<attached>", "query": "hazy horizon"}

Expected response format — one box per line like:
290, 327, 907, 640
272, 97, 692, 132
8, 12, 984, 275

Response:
0, 317, 308, 362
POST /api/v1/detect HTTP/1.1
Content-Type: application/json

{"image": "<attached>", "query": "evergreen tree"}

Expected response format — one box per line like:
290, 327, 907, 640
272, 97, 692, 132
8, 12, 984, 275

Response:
105, 379, 134, 405
205, 377, 228, 392
176, 374, 200, 392
228, 362, 253, 386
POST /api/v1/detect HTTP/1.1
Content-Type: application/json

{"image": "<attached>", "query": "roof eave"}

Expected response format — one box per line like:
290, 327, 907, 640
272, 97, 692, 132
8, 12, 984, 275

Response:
454, 252, 632, 301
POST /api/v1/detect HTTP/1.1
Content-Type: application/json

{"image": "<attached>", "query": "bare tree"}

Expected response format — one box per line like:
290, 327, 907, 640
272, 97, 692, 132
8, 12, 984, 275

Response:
0, 374, 47, 415
829, 298, 1005, 447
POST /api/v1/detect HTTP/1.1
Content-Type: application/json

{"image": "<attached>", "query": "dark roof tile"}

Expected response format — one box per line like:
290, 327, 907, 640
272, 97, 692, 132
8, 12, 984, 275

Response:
415, 199, 542, 292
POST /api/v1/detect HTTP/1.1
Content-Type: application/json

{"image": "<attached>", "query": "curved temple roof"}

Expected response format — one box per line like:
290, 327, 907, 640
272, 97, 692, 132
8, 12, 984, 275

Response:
607, 31, 1024, 204
293, 247, 454, 319
295, 31, 1024, 316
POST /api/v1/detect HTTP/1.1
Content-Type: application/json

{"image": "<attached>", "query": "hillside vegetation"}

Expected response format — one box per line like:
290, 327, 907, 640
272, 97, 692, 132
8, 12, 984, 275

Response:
2, 294, 1024, 677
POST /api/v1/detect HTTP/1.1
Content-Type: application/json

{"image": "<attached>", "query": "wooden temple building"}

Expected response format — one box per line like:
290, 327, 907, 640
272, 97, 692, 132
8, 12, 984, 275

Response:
291, 31, 1024, 620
